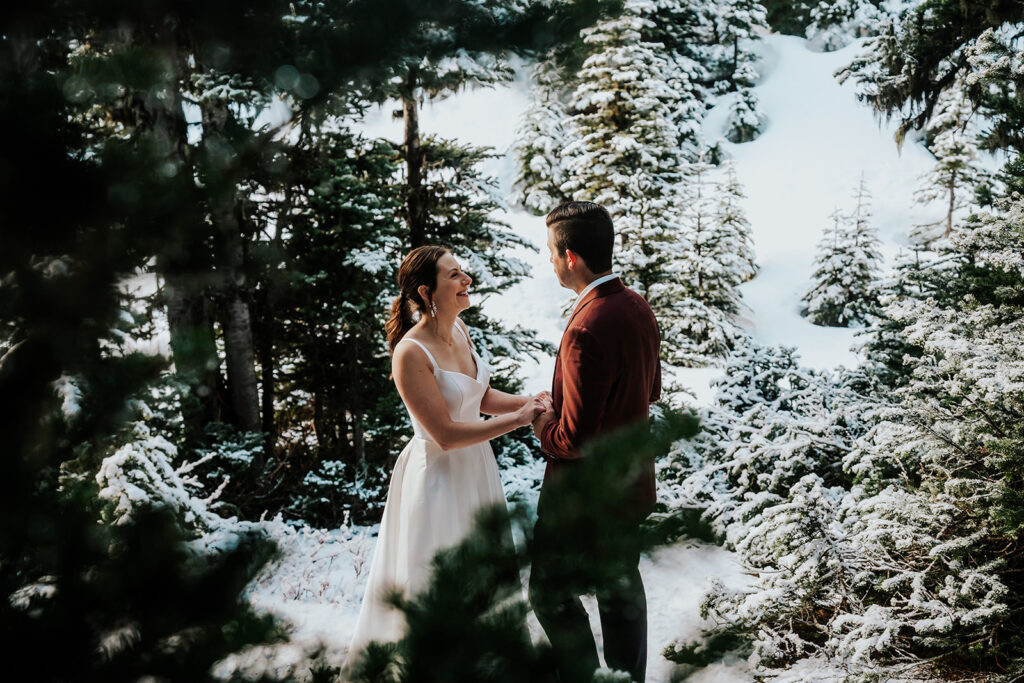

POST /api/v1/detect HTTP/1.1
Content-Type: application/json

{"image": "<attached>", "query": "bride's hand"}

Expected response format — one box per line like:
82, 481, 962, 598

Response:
514, 395, 546, 427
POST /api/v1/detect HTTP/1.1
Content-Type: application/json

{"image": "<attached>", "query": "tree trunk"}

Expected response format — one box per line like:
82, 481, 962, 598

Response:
199, 98, 262, 436
256, 279, 277, 450
162, 272, 222, 435
732, 38, 739, 88
143, 29, 221, 441
945, 171, 956, 238
403, 68, 427, 247
349, 336, 366, 465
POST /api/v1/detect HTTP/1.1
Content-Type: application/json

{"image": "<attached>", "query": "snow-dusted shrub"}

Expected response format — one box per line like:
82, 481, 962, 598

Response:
802, 178, 882, 327
96, 421, 228, 535
286, 458, 388, 527
658, 343, 874, 670
806, 0, 915, 52
823, 202, 1024, 673
183, 422, 265, 505
702, 474, 861, 668
725, 88, 764, 143
674, 200, 1024, 676
661, 344, 865, 539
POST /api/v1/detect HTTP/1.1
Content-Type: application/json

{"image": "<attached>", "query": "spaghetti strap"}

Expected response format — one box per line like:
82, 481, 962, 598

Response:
453, 321, 471, 345
400, 337, 439, 372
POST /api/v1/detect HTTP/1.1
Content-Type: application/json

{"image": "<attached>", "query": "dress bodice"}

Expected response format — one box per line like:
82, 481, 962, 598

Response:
398, 325, 490, 440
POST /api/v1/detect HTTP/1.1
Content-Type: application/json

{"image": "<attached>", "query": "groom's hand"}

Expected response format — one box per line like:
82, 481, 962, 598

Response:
532, 405, 555, 441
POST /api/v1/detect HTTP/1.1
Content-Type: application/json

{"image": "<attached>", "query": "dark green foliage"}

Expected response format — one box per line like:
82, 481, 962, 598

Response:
662, 625, 746, 671
275, 131, 406, 463
837, 0, 1024, 156
0, 5, 282, 677
760, 0, 817, 35
4, 504, 280, 682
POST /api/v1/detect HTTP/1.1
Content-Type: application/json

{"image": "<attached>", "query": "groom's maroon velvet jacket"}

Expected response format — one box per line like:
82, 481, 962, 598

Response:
540, 277, 662, 516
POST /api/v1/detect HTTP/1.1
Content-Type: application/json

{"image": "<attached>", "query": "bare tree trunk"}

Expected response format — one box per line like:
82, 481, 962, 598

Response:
199, 98, 262, 436
402, 68, 427, 247
348, 337, 366, 465
732, 38, 739, 88
162, 272, 221, 433
144, 29, 221, 440
256, 279, 277, 448
945, 171, 956, 238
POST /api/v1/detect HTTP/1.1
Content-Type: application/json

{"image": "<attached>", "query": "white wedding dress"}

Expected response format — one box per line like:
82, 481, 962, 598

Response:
344, 324, 508, 670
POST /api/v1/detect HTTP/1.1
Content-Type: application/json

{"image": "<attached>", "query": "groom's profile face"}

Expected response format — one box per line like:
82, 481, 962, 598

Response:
546, 228, 571, 290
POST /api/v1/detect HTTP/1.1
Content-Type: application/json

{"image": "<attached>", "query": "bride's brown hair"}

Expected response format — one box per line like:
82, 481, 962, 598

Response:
386, 245, 450, 355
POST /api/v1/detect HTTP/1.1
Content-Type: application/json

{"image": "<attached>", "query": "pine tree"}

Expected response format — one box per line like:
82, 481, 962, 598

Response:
364, 4, 557, 395
912, 86, 989, 243
646, 0, 710, 157
660, 155, 754, 365
708, 0, 768, 92
511, 61, 572, 215
560, 0, 694, 363
380, 52, 514, 249
857, 245, 960, 392
418, 137, 554, 384
725, 87, 764, 143
560, 0, 688, 218
250, 129, 410, 525
801, 178, 882, 327
804, 0, 915, 52
714, 160, 759, 284
831, 200, 1024, 676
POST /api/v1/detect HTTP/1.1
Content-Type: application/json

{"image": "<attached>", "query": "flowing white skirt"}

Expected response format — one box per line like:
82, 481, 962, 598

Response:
344, 435, 507, 669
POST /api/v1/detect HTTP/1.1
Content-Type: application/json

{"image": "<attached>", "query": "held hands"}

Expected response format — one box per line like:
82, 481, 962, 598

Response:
531, 391, 555, 439
515, 392, 552, 427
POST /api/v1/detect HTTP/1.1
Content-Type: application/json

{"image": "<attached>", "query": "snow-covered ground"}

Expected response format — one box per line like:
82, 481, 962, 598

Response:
242, 33, 945, 681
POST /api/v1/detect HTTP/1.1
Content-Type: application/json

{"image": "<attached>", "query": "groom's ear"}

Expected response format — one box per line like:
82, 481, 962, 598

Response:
565, 249, 577, 269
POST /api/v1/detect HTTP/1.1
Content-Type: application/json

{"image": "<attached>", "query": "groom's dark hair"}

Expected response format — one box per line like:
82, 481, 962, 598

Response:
545, 201, 614, 273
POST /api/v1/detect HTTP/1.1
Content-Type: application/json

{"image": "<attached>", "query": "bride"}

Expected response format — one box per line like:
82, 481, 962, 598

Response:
344, 245, 548, 671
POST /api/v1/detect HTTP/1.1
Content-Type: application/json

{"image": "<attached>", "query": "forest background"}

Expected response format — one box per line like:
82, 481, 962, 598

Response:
2, 0, 1022, 681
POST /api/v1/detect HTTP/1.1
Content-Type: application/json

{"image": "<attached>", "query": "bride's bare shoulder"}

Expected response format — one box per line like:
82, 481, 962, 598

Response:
392, 335, 434, 375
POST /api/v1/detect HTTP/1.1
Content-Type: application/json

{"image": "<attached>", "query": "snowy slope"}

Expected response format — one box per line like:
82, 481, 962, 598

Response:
708, 35, 936, 371
244, 34, 947, 682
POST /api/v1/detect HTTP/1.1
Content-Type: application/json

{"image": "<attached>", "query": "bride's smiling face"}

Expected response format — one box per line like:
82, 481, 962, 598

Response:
424, 252, 472, 314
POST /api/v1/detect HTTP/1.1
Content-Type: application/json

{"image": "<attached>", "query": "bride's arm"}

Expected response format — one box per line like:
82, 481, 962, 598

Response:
480, 387, 529, 416
394, 343, 542, 451
480, 388, 552, 416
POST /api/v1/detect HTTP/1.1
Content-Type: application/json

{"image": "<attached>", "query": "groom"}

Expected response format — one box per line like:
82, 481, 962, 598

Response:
530, 201, 662, 683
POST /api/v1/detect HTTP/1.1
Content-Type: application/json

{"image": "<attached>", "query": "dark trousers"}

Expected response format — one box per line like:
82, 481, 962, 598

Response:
529, 517, 648, 683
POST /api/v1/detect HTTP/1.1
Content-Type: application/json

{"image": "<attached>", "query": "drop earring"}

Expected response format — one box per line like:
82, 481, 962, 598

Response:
430, 300, 437, 318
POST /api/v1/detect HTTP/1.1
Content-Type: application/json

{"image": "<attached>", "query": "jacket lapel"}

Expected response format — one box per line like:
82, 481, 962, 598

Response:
554, 277, 626, 360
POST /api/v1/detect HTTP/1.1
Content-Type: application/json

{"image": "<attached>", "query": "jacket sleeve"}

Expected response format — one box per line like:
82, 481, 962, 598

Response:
540, 325, 612, 459
650, 358, 662, 403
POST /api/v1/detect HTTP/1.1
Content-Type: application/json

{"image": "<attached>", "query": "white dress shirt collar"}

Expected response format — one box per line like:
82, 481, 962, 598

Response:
571, 273, 619, 318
